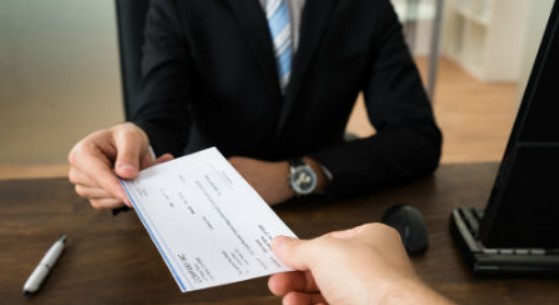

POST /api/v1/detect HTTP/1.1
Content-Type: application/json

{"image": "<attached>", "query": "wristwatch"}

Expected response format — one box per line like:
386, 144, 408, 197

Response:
288, 158, 318, 196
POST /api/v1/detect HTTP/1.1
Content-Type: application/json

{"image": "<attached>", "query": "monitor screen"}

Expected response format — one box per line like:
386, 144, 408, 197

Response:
479, 0, 559, 248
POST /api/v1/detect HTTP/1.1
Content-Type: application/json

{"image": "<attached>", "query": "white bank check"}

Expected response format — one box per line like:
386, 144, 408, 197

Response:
120, 147, 297, 293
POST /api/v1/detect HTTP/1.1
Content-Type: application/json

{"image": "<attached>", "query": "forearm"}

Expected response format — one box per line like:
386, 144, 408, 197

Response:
305, 0, 440, 199
308, 123, 442, 199
132, 0, 194, 157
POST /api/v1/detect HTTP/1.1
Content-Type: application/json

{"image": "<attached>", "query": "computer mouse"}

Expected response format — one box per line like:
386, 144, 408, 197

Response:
381, 204, 429, 256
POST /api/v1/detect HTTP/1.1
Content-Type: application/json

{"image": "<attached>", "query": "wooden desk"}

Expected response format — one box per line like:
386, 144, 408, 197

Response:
1, 163, 558, 304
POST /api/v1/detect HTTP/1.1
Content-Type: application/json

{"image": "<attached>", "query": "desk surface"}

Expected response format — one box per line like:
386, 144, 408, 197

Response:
1, 163, 558, 305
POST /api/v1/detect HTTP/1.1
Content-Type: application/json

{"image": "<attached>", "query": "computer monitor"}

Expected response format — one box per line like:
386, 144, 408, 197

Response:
451, 0, 559, 274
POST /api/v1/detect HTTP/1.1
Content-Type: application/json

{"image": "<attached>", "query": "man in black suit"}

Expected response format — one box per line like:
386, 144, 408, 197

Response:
68, 0, 442, 209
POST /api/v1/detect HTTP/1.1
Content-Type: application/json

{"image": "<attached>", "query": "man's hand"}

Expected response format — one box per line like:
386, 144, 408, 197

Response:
68, 123, 173, 210
228, 157, 293, 205
268, 223, 456, 305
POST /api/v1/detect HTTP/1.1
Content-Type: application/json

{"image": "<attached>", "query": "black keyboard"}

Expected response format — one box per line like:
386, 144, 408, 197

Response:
450, 207, 559, 275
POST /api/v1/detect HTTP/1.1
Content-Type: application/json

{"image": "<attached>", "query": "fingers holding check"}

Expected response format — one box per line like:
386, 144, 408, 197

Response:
68, 122, 173, 210
68, 139, 129, 208
268, 268, 321, 296
69, 167, 126, 210
268, 224, 420, 305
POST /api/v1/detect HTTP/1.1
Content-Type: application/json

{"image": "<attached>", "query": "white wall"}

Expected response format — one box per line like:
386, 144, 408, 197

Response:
392, 0, 437, 56
517, 0, 555, 100
0, 0, 124, 164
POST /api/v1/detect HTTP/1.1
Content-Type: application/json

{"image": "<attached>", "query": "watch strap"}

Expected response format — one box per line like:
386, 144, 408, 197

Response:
288, 158, 305, 168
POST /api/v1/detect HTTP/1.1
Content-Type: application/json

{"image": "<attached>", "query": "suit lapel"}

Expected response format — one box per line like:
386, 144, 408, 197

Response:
220, 0, 338, 136
221, 0, 282, 104
276, 0, 338, 137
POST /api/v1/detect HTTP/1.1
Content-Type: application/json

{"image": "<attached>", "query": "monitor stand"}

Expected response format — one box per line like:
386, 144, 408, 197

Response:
450, 207, 559, 275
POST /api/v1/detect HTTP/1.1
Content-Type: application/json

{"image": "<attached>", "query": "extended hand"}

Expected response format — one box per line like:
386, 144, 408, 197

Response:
268, 223, 455, 305
68, 123, 173, 210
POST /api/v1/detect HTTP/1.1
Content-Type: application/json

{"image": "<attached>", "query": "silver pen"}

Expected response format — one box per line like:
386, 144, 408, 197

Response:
23, 235, 67, 295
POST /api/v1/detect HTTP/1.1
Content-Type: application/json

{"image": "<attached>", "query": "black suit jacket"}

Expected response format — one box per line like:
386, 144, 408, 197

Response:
132, 0, 442, 199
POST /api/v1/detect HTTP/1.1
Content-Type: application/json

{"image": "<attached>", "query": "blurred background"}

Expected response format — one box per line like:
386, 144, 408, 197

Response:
0, 0, 555, 178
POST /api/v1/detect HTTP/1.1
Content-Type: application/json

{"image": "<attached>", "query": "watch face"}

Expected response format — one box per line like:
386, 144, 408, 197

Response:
290, 166, 317, 195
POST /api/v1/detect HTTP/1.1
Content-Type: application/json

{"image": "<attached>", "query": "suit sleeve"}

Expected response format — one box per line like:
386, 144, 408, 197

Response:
308, 1, 442, 199
131, 0, 193, 156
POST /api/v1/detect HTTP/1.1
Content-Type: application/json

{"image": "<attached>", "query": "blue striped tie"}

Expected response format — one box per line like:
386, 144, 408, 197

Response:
265, 0, 293, 93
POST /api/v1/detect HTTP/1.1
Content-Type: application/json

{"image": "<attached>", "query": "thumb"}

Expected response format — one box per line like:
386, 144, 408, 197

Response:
113, 131, 145, 179
153, 153, 175, 165
272, 236, 311, 271
141, 152, 174, 169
